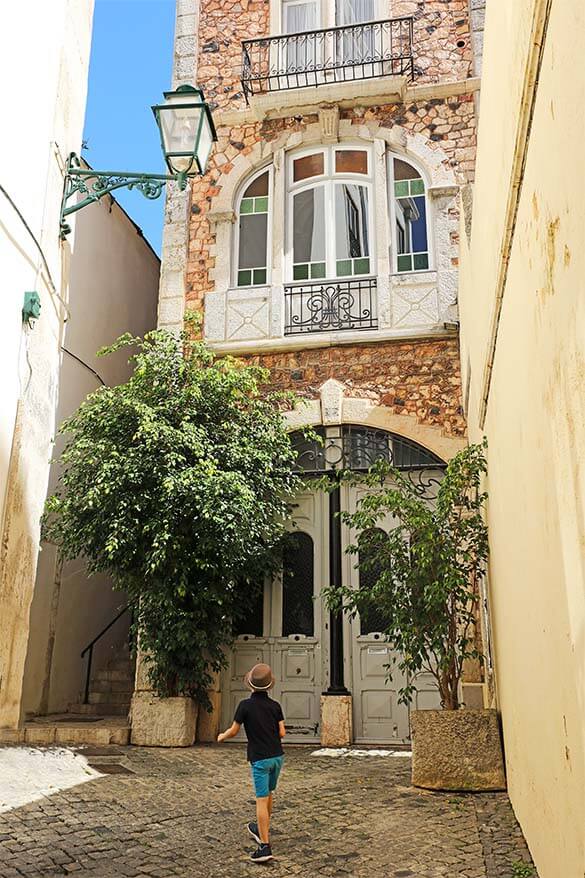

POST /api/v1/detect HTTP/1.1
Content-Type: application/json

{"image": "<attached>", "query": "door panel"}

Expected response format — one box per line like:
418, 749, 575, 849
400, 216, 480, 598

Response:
222, 490, 327, 743
344, 482, 441, 744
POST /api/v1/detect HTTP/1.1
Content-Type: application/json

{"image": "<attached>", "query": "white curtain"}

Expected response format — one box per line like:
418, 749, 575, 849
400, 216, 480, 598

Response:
283, 0, 318, 33
336, 0, 376, 25
283, 1, 319, 75
336, 0, 377, 65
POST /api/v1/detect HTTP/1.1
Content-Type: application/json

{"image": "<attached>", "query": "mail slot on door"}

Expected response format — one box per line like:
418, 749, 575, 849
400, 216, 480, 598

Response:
367, 646, 389, 655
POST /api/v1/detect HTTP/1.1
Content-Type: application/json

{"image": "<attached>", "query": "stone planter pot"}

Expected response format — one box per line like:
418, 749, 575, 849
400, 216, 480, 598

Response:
411, 708, 506, 791
130, 693, 198, 747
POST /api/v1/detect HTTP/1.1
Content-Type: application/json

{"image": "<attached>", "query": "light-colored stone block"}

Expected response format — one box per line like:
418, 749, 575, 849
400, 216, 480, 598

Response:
320, 695, 353, 747
411, 709, 506, 791
24, 726, 56, 745
197, 692, 222, 743
0, 728, 25, 743
130, 693, 198, 747
55, 726, 111, 746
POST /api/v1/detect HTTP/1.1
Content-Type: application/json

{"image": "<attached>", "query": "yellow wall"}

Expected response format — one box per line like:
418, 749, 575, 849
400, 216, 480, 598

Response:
458, 1, 585, 875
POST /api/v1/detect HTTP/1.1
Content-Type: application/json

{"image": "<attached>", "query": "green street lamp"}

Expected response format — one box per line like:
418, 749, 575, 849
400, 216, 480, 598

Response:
60, 84, 217, 238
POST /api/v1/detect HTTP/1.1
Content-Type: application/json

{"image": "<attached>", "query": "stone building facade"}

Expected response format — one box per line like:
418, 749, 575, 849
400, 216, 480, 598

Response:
159, 0, 485, 745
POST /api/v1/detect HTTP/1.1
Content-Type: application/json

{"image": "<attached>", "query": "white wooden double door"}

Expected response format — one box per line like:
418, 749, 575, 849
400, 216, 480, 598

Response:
222, 485, 440, 744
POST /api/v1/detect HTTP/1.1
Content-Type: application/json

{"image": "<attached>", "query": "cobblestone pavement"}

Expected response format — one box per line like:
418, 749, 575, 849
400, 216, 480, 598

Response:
0, 745, 537, 878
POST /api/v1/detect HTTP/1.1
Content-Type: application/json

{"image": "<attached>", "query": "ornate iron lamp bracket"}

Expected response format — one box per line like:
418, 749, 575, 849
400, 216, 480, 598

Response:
59, 152, 185, 239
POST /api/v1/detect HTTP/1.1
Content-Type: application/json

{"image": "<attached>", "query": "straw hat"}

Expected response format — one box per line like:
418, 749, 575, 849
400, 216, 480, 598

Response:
244, 662, 275, 691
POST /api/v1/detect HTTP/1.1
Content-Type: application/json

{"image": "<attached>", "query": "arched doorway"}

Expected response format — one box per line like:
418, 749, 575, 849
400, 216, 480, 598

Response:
222, 425, 446, 744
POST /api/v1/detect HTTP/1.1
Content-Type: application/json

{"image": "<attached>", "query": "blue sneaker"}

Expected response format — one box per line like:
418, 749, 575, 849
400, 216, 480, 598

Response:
250, 843, 273, 863
246, 821, 261, 844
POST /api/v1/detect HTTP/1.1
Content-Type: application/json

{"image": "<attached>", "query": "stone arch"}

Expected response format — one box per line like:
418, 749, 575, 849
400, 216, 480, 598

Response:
284, 380, 465, 463
207, 118, 458, 221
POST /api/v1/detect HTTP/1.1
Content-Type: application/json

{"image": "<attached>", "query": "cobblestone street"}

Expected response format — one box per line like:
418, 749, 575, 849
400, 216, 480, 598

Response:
0, 745, 537, 878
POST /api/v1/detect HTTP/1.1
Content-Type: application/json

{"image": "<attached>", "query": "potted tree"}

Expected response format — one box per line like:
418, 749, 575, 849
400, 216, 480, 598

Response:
43, 321, 302, 746
325, 440, 506, 791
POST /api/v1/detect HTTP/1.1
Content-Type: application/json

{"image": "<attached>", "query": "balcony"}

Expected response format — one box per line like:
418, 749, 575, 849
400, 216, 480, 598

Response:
241, 17, 415, 105
284, 277, 378, 336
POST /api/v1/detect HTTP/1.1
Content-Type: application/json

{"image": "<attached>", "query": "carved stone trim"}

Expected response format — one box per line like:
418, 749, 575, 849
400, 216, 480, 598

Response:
319, 105, 340, 143
207, 209, 236, 227
428, 185, 459, 199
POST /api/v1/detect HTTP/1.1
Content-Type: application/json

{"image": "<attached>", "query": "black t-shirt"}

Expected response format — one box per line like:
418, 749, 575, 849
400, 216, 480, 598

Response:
234, 692, 285, 763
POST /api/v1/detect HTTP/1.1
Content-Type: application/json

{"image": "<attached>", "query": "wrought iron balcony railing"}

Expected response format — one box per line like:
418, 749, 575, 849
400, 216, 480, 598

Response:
242, 16, 415, 101
284, 277, 378, 336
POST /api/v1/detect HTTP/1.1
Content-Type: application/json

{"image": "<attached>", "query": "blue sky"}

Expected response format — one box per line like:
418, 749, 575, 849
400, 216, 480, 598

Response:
83, 0, 176, 255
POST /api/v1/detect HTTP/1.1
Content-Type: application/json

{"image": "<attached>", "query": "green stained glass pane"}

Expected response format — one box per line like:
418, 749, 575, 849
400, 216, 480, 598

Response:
310, 262, 326, 279
253, 268, 267, 284
394, 180, 409, 197
336, 259, 352, 276
254, 196, 269, 213
294, 264, 309, 280
240, 198, 254, 214
397, 254, 412, 273
238, 269, 252, 286
410, 178, 425, 195
354, 258, 370, 275
413, 252, 429, 270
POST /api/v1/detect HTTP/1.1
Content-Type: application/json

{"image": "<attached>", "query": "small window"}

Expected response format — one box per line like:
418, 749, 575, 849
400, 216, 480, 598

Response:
335, 149, 368, 175
282, 532, 314, 636
391, 158, 430, 273
293, 152, 325, 183
237, 170, 270, 287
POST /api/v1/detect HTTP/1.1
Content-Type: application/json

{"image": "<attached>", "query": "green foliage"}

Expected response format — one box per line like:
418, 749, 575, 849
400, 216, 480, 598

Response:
323, 440, 489, 709
43, 326, 303, 706
509, 862, 536, 877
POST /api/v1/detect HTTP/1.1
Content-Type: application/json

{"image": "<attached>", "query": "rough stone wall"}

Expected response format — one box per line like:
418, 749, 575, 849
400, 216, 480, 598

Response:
245, 337, 465, 438
199, 0, 474, 111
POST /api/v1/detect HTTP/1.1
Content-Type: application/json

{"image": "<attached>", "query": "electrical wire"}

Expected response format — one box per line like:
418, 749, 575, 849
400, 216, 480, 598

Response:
0, 182, 70, 319
1, 182, 108, 389
61, 346, 106, 387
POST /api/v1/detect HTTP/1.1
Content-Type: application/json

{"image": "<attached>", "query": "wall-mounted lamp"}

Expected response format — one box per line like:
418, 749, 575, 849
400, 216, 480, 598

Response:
59, 85, 217, 238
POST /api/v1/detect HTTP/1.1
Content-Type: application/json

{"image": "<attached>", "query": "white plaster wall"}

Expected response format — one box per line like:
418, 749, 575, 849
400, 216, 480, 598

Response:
0, 0, 94, 727
22, 195, 160, 716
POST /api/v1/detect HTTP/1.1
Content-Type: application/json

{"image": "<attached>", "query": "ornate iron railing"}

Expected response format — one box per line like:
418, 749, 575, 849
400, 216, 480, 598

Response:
242, 16, 415, 101
284, 277, 377, 335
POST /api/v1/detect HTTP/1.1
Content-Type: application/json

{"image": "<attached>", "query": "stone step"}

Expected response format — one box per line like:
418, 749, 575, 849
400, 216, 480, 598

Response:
92, 668, 134, 684
90, 678, 134, 694
0, 716, 130, 746
70, 702, 130, 717
88, 691, 131, 705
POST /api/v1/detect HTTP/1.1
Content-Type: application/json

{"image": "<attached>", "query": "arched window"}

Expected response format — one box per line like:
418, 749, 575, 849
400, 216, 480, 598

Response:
287, 145, 373, 282
235, 168, 272, 288
282, 531, 314, 636
388, 156, 431, 273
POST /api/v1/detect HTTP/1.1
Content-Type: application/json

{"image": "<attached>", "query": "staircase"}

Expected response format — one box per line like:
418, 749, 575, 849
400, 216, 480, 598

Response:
72, 641, 135, 718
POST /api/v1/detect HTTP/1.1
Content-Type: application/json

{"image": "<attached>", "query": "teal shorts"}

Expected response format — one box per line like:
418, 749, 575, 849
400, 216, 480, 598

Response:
250, 755, 284, 798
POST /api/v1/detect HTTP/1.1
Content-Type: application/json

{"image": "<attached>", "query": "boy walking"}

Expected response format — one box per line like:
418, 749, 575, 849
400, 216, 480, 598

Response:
217, 663, 285, 863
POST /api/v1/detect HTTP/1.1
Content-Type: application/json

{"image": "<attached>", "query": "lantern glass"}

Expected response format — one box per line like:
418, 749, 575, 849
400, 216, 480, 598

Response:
153, 85, 216, 177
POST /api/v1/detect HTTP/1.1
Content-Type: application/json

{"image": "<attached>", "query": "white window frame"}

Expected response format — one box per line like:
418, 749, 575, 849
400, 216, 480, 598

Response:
272, 0, 384, 34
286, 144, 375, 283
387, 153, 434, 275
233, 165, 274, 289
